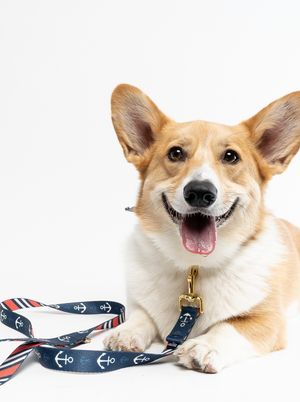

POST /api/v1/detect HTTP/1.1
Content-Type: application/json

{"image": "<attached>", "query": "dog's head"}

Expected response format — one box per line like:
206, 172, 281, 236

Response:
111, 85, 300, 261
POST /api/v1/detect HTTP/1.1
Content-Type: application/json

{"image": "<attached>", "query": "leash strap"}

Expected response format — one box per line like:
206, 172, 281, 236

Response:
0, 298, 200, 386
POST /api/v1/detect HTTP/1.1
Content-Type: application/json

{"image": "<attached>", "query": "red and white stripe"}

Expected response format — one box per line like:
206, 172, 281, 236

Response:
0, 342, 42, 385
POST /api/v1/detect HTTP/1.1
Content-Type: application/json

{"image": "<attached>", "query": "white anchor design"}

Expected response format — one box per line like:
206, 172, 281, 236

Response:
180, 313, 192, 327
15, 316, 24, 329
97, 353, 115, 369
58, 335, 71, 342
55, 351, 74, 368
0, 311, 7, 321
180, 313, 193, 327
134, 354, 151, 365
74, 303, 86, 313
100, 302, 111, 313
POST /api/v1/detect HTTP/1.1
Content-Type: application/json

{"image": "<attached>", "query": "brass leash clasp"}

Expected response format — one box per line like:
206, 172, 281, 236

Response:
178, 265, 204, 313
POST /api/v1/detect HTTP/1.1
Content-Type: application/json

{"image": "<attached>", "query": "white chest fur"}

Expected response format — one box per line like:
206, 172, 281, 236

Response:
124, 215, 285, 341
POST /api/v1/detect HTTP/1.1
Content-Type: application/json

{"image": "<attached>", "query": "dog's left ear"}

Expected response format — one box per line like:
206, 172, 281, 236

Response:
245, 91, 300, 175
111, 84, 169, 168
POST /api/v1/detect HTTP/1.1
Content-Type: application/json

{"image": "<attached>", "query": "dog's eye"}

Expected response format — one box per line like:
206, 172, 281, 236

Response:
223, 150, 240, 164
168, 147, 184, 162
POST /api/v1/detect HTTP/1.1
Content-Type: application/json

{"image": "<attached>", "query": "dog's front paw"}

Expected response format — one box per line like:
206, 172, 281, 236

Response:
103, 326, 148, 352
103, 309, 157, 352
174, 339, 224, 373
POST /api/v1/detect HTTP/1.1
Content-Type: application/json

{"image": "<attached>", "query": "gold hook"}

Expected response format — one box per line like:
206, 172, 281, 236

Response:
187, 265, 198, 295
178, 265, 204, 313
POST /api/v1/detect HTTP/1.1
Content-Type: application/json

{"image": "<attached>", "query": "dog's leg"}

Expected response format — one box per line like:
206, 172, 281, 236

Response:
103, 309, 158, 352
174, 306, 287, 373
174, 272, 291, 374
174, 321, 263, 373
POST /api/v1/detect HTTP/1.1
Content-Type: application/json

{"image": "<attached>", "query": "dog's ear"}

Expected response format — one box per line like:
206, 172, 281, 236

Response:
244, 91, 300, 175
111, 84, 169, 166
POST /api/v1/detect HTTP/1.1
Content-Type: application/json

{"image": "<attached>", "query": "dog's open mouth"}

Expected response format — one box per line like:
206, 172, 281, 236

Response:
162, 193, 238, 255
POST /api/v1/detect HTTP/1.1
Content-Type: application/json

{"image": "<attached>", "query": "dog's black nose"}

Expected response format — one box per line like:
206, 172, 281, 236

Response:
184, 180, 218, 208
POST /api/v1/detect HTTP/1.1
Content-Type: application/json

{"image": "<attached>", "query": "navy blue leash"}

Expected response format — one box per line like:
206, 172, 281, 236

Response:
0, 297, 201, 386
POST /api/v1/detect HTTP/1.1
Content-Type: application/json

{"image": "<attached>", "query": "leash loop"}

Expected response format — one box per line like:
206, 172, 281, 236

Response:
0, 298, 200, 386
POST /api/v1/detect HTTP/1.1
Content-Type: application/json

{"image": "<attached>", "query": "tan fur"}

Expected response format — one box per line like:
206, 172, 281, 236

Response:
228, 219, 300, 354
110, 84, 300, 369
135, 120, 264, 239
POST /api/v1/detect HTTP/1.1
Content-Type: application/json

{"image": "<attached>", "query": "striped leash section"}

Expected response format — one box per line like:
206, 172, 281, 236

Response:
0, 298, 200, 386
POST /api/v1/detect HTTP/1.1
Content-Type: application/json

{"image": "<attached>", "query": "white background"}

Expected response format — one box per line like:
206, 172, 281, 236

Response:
1, 1, 300, 400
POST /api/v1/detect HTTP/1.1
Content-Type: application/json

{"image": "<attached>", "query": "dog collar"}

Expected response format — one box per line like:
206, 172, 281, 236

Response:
125, 206, 135, 212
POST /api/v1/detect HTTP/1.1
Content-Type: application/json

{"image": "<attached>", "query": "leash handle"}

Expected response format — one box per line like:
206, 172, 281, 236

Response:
0, 298, 200, 386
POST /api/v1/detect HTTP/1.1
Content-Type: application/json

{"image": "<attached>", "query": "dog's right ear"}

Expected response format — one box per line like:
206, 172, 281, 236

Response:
111, 84, 169, 167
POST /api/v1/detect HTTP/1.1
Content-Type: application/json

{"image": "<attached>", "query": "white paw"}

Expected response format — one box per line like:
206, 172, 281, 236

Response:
103, 325, 148, 352
174, 338, 224, 373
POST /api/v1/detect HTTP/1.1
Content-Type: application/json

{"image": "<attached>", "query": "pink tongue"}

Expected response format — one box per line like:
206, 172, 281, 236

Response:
181, 214, 217, 255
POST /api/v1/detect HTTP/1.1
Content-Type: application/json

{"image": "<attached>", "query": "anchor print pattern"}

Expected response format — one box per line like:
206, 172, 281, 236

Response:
74, 303, 87, 313
0, 298, 200, 386
55, 352, 74, 368
0, 298, 126, 385
97, 353, 116, 369
100, 302, 112, 313
179, 313, 193, 327
15, 317, 24, 330
134, 354, 151, 365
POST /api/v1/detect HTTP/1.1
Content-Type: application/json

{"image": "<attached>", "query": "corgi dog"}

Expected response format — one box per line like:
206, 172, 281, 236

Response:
103, 84, 300, 373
